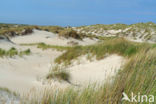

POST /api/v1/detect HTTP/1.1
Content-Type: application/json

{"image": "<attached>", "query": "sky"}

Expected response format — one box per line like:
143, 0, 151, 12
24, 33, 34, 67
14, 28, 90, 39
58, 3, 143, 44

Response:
0, 0, 156, 26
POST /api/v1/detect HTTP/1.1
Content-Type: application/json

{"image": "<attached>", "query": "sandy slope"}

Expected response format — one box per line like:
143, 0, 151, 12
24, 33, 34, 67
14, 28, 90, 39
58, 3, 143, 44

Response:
0, 46, 62, 94
68, 55, 125, 86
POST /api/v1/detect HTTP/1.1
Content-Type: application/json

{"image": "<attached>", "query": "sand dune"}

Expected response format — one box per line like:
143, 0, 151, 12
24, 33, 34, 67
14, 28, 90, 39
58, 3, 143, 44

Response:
68, 55, 125, 86
0, 30, 125, 101
11, 29, 98, 46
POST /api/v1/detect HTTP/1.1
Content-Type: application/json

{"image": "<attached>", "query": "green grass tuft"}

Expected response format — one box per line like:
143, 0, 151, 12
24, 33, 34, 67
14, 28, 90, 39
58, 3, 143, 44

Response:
37, 43, 71, 51
47, 70, 70, 82
0, 47, 31, 57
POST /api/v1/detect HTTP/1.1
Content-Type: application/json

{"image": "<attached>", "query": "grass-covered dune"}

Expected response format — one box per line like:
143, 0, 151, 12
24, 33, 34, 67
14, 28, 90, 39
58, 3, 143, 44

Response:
36, 49, 156, 104
0, 23, 62, 37
24, 38, 156, 104
0, 24, 36, 36
0, 23, 85, 40
73, 22, 156, 42
55, 38, 152, 65
0, 23, 156, 103
1, 22, 156, 42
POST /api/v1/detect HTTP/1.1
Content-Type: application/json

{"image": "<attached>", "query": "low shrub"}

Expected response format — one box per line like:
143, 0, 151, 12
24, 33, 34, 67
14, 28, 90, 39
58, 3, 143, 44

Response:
47, 70, 70, 82
59, 28, 83, 40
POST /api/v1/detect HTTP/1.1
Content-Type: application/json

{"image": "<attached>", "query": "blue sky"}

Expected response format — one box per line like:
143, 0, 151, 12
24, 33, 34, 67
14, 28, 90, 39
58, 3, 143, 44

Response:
0, 0, 156, 26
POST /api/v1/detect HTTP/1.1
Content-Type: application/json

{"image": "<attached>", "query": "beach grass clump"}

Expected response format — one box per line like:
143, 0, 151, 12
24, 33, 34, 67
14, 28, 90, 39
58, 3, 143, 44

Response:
0, 47, 31, 57
152, 44, 156, 48
6, 47, 18, 57
37, 43, 71, 51
58, 28, 83, 40
46, 66, 70, 82
19, 49, 31, 56
0, 49, 6, 57
0, 47, 18, 57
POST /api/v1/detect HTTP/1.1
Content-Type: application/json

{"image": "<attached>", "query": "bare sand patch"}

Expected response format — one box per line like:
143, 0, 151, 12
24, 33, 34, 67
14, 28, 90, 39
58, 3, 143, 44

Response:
67, 55, 125, 86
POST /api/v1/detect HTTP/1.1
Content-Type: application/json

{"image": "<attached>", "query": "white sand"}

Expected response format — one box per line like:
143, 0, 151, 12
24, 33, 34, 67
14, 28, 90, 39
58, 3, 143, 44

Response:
68, 55, 125, 86
0, 40, 16, 50
0, 45, 62, 94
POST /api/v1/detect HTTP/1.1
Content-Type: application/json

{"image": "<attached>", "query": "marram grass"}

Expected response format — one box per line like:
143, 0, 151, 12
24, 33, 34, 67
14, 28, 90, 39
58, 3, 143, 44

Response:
22, 38, 156, 104
0, 47, 31, 57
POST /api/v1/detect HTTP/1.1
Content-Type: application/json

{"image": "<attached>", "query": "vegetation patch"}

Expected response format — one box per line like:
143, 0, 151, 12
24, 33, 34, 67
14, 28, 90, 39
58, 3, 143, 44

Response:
55, 38, 150, 65
0, 25, 35, 37
46, 66, 70, 82
0, 47, 31, 57
38, 26, 64, 34
58, 28, 84, 40
19, 49, 31, 56
37, 43, 71, 51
